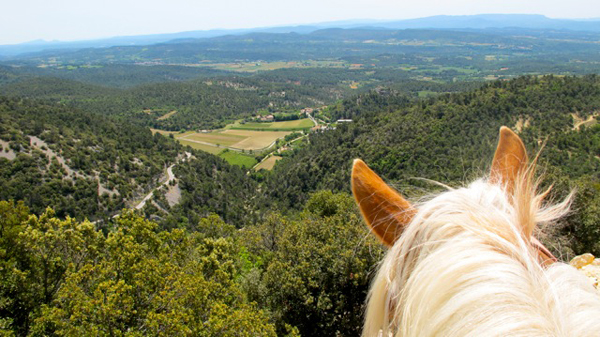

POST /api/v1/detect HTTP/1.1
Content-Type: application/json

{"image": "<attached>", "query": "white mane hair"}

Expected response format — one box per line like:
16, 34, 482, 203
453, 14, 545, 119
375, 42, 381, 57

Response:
363, 172, 600, 337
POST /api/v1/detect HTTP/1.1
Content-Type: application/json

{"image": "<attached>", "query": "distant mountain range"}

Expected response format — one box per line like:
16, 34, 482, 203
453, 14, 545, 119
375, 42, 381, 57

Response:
1, 14, 600, 58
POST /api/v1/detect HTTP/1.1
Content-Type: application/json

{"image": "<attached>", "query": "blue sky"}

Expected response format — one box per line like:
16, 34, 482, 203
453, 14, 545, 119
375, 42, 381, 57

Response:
1, 0, 599, 45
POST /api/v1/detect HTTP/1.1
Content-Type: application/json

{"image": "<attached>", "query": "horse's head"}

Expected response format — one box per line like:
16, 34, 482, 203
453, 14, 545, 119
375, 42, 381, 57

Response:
352, 127, 555, 265
352, 127, 600, 337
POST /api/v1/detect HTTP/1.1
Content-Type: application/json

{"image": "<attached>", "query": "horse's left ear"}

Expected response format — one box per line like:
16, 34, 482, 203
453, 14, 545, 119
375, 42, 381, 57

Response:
490, 126, 528, 192
352, 159, 415, 247
490, 127, 558, 265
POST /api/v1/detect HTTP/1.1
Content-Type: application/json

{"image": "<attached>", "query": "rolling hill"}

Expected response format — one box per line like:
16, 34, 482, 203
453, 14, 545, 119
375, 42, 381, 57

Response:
2, 14, 599, 58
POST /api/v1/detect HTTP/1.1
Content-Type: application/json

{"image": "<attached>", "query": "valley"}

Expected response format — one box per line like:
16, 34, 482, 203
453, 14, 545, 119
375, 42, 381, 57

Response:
1, 16, 600, 336
151, 116, 318, 168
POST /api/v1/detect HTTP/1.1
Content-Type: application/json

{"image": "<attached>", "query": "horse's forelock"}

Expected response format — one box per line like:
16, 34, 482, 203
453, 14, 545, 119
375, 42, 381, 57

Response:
363, 173, 596, 337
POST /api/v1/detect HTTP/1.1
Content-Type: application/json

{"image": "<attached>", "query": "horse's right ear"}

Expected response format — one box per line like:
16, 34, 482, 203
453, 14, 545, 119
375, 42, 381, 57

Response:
352, 159, 415, 247
490, 126, 528, 192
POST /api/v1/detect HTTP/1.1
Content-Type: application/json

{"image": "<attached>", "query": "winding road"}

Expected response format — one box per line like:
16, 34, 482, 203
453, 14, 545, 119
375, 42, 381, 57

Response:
307, 111, 318, 126
135, 152, 191, 210
135, 164, 175, 210
91, 152, 191, 224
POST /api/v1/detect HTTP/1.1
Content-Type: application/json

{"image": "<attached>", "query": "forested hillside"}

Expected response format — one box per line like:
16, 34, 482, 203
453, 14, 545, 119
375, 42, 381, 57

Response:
2, 73, 600, 336
0, 64, 234, 88
0, 96, 182, 218
0, 96, 263, 224
0, 191, 382, 336
0, 77, 306, 130
0, 67, 482, 130
268, 75, 600, 254
270, 75, 600, 200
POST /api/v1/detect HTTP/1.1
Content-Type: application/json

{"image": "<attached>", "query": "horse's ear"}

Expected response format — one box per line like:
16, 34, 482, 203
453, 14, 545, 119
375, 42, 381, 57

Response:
352, 159, 415, 246
490, 128, 558, 265
490, 126, 528, 191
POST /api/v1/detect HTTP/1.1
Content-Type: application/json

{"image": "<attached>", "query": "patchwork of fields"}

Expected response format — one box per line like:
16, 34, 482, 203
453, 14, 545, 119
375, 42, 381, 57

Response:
177, 139, 223, 154
178, 130, 291, 150
183, 132, 246, 147
150, 119, 311, 169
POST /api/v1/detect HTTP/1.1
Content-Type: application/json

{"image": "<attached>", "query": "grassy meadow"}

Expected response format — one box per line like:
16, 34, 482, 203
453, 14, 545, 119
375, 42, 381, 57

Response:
219, 150, 258, 168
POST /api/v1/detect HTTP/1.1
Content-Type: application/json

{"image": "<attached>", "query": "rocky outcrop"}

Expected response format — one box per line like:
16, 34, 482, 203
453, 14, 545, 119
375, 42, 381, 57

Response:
570, 253, 600, 289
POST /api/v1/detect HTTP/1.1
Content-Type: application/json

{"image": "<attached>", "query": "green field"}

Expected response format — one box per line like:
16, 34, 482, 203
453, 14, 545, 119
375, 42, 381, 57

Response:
233, 119, 314, 131
219, 150, 258, 168
173, 139, 258, 167
151, 123, 296, 167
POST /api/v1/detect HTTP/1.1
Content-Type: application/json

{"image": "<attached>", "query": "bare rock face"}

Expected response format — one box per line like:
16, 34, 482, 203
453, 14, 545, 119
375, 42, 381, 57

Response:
570, 253, 600, 289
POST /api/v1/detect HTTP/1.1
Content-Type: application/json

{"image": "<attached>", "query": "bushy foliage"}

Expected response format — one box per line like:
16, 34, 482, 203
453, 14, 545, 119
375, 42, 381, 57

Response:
1, 69, 600, 337
0, 96, 182, 219
239, 191, 384, 336
0, 202, 276, 336
0, 192, 387, 337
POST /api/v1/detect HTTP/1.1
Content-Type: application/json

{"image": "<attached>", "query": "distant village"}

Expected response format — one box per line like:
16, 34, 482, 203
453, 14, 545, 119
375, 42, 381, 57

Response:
251, 106, 352, 133
252, 107, 317, 123
193, 105, 351, 134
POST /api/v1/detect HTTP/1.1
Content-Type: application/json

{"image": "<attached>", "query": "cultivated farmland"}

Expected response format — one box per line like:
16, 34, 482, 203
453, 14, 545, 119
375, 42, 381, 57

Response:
175, 130, 291, 150
151, 122, 298, 168
255, 155, 283, 171
219, 150, 257, 168
220, 130, 291, 150
177, 139, 223, 154
182, 132, 246, 147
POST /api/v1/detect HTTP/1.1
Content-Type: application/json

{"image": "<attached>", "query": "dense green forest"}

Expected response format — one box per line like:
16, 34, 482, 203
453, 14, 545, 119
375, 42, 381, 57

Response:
0, 96, 268, 226
2, 52, 600, 335
0, 64, 234, 88
0, 67, 483, 130
0, 191, 382, 336
0, 77, 311, 131
267, 74, 600, 255
0, 96, 181, 219
269, 75, 600, 200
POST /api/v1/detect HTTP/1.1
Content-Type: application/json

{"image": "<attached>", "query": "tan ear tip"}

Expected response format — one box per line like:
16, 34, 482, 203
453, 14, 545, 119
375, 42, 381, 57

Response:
499, 126, 517, 138
352, 158, 367, 173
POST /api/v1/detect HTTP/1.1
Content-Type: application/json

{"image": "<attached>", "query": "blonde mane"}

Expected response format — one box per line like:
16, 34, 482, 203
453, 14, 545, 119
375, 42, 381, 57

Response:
354, 128, 600, 337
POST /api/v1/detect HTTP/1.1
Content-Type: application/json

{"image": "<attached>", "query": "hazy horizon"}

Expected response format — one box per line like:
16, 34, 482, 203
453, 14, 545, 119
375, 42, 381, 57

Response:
13, 14, 600, 45
2, 0, 600, 45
